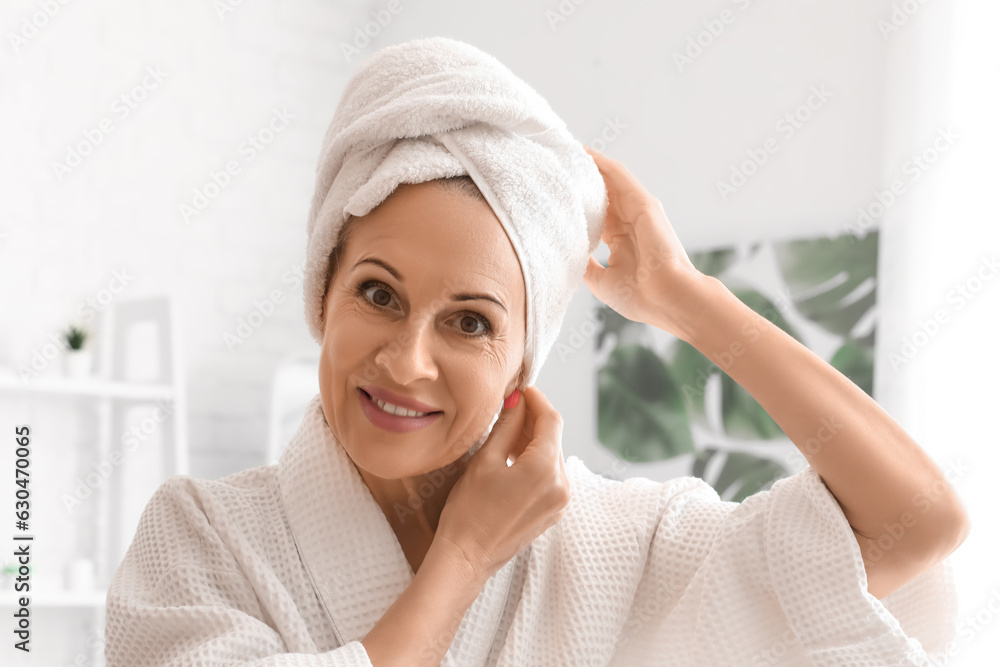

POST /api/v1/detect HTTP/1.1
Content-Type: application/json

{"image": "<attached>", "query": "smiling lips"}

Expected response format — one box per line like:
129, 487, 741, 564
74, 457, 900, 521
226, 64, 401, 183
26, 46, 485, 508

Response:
359, 384, 441, 414
358, 388, 442, 433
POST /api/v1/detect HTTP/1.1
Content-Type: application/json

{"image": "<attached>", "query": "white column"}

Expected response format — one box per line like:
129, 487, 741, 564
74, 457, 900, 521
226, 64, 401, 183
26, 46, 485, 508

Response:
878, 1, 1000, 662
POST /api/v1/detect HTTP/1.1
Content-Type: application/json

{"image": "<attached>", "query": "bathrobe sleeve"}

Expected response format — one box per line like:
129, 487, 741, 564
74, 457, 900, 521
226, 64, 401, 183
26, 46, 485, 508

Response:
611, 463, 958, 666
105, 476, 374, 667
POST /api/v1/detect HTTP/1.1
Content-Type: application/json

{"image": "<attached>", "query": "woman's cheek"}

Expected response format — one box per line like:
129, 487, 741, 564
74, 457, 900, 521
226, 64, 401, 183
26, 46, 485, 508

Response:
477, 339, 513, 377
332, 301, 377, 332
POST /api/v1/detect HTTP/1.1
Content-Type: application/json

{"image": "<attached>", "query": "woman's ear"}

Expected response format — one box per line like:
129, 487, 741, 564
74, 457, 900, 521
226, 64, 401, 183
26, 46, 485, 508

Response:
505, 370, 524, 397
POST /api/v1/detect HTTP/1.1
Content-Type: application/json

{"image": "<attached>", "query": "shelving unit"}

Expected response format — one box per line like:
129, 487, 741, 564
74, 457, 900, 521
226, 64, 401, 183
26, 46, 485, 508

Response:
0, 295, 188, 665
0, 589, 107, 608
2, 375, 177, 400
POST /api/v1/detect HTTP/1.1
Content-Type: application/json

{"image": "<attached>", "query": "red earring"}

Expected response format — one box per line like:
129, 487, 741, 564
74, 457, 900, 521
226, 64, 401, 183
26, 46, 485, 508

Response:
504, 389, 521, 410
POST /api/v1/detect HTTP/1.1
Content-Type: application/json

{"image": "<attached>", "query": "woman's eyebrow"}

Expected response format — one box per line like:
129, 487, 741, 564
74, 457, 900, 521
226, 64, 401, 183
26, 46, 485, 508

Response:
352, 256, 508, 314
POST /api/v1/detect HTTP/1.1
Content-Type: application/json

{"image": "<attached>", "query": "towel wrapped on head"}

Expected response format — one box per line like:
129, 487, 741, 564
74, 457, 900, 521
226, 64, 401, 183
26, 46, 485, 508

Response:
303, 36, 608, 393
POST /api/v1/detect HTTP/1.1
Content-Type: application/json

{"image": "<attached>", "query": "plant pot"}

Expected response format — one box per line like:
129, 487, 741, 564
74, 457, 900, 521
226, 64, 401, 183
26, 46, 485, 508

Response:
63, 349, 93, 378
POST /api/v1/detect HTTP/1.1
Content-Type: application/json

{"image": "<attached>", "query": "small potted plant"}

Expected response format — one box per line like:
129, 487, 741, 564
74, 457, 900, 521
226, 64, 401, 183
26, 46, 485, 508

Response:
0, 561, 21, 591
62, 325, 92, 378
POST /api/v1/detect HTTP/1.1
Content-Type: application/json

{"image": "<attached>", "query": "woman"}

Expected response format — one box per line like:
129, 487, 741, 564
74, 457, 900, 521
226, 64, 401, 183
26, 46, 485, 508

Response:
105, 37, 969, 666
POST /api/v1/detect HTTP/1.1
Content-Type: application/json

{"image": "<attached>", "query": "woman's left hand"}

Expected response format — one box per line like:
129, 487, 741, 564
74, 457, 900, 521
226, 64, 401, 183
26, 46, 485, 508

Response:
582, 145, 712, 340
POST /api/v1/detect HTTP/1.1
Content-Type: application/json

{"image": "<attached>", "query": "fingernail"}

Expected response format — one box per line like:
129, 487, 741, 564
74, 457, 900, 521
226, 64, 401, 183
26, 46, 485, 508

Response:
504, 389, 521, 410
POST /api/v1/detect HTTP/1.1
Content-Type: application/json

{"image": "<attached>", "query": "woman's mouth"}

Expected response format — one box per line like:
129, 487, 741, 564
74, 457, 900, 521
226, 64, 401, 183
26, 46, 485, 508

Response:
358, 388, 443, 433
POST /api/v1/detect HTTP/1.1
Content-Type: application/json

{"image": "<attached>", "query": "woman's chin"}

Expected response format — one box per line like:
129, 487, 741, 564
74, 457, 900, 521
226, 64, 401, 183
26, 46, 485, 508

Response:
344, 442, 429, 477
358, 447, 469, 481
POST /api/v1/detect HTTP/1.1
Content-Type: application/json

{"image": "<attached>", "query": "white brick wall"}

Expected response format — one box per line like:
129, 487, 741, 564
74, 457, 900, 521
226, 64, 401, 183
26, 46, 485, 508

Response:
0, 0, 372, 486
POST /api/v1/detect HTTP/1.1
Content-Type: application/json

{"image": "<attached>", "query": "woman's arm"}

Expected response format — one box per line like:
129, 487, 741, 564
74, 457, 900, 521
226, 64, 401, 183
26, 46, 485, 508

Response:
107, 479, 489, 666
666, 273, 971, 599
581, 144, 970, 601
361, 537, 487, 667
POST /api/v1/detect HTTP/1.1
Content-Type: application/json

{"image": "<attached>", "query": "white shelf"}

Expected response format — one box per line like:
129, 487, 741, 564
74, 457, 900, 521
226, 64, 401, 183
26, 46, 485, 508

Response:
3, 296, 186, 667
0, 589, 106, 607
0, 374, 175, 401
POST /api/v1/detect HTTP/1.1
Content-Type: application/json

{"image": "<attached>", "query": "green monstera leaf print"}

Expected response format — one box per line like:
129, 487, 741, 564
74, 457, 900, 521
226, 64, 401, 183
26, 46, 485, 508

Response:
597, 344, 695, 462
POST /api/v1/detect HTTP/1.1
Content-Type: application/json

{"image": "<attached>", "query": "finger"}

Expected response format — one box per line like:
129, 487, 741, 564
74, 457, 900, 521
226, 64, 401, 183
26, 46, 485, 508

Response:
583, 143, 611, 169
584, 144, 615, 179
586, 152, 658, 225
583, 255, 605, 290
519, 409, 564, 467
512, 387, 563, 465
477, 389, 527, 466
507, 389, 540, 462
583, 148, 629, 234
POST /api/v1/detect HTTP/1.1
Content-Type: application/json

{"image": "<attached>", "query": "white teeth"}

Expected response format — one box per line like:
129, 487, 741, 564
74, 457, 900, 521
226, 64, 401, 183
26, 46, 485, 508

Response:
372, 395, 431, 418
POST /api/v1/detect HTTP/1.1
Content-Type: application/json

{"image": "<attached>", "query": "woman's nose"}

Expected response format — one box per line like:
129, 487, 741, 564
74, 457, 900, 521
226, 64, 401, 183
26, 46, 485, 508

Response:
374, 314, 438, 383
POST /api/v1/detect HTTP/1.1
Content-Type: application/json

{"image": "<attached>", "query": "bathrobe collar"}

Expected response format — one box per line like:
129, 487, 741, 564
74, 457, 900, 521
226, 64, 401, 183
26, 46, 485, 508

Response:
278, 394, 515, 665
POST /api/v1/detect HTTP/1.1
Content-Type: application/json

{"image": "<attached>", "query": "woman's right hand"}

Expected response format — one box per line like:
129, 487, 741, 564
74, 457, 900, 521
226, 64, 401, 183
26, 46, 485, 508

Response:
434, 385, 571, 583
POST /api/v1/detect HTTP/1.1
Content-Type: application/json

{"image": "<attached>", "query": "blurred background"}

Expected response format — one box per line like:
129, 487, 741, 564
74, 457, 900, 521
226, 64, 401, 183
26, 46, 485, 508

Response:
1, 0, 997, 664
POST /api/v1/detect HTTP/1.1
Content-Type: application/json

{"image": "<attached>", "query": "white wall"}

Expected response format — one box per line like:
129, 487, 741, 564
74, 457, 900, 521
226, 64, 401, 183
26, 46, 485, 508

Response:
2, 0, 905, 481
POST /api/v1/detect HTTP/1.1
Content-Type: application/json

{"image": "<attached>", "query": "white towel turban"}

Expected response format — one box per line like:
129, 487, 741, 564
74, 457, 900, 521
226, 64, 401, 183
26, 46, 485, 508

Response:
303, 36, 608, 394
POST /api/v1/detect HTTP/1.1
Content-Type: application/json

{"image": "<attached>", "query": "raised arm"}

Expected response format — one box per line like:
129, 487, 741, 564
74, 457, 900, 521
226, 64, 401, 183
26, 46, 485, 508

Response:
671, 274, 969, 599
580, 145, 970, 601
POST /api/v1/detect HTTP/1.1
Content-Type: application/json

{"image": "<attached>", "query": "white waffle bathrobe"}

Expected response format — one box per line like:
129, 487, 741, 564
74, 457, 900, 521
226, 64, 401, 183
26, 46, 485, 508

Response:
105, 394, 958, 666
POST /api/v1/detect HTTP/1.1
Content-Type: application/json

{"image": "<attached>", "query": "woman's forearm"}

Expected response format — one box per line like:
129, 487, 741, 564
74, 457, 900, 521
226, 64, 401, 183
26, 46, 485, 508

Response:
664, 274, 969, 558
360, 537, 486, 667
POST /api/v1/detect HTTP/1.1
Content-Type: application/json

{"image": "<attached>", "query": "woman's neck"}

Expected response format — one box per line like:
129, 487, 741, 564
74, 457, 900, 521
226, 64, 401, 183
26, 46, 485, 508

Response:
358, 457, 469, 560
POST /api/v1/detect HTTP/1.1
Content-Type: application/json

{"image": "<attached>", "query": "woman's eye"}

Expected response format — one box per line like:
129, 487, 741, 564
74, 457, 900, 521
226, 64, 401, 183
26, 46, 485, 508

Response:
362, 282, 394, 308
456, 314, 489, 336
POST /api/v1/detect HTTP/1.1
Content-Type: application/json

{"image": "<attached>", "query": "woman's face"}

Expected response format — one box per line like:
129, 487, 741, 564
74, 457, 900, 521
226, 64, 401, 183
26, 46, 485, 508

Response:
318, 181, 527, 480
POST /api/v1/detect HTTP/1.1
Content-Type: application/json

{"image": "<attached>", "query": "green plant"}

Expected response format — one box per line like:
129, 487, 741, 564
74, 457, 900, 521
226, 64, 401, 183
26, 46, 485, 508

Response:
63, 325, 88, 350
594, 231, 880, 502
